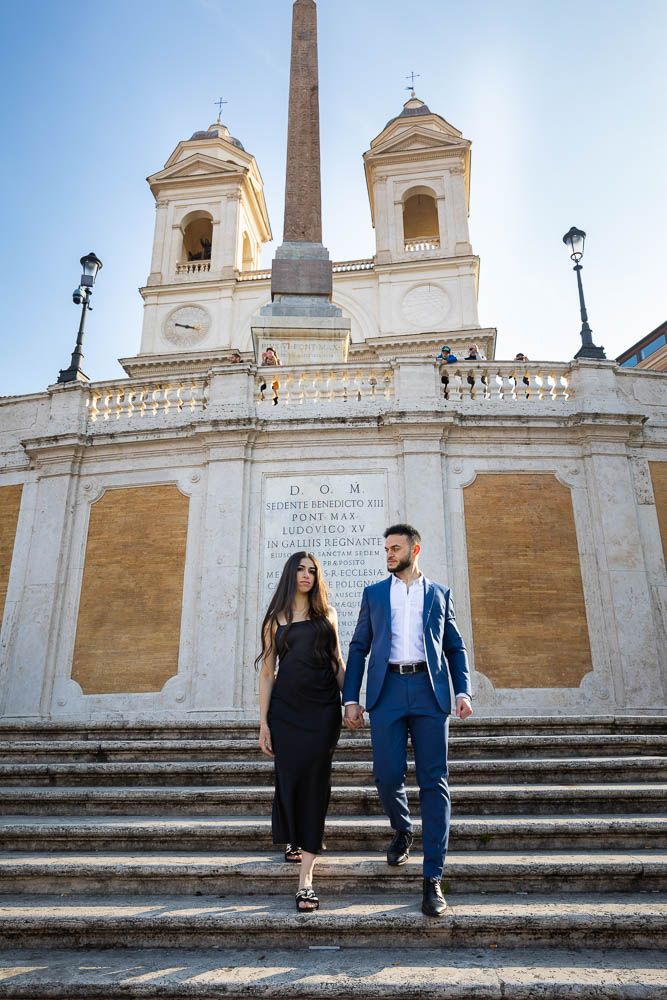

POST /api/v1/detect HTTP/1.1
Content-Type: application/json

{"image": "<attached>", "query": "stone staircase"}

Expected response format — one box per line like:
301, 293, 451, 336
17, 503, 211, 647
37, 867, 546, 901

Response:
0, 715, 666, 998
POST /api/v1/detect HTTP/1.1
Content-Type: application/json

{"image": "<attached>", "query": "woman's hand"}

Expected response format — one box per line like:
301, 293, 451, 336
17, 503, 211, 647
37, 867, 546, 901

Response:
259, 722, 274, 757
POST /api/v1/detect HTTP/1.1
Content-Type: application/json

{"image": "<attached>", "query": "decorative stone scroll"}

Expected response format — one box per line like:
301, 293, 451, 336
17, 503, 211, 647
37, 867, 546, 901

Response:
261, 473, 387, 658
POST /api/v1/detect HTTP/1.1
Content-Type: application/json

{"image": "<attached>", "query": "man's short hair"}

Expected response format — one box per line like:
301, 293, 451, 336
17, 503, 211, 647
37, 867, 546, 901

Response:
384, 523, 421, 547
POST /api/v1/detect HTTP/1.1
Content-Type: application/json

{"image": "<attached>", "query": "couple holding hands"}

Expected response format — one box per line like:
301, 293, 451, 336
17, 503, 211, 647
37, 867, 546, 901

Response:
257, 523, 473, 915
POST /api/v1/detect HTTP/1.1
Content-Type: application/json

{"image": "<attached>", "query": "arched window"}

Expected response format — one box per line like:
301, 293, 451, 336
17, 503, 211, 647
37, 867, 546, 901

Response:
402, 188, 440, 252
242, 232, 255, 271
180, 211, 213, 264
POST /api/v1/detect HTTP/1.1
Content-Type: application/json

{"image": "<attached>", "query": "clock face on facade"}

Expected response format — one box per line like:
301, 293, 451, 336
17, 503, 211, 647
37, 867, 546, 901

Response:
163, 305, 211, 347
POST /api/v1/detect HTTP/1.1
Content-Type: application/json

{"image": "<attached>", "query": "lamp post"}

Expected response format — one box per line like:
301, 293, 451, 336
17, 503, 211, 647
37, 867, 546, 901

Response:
57, 252, 103, 384
561, 227, 606, 360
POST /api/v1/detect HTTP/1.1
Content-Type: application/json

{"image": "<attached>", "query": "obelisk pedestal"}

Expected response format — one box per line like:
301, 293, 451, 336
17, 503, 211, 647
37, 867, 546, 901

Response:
251, 0, 350, 366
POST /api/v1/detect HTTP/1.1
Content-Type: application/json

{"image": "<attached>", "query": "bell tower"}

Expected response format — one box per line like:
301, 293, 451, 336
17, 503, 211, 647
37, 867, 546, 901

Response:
137, 121, 272, 357
364, 94, 481, 333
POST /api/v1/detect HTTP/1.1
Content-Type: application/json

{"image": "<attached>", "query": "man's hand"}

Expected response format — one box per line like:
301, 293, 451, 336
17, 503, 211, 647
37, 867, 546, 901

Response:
344, 703, 365, 730
456, 695, 473, 721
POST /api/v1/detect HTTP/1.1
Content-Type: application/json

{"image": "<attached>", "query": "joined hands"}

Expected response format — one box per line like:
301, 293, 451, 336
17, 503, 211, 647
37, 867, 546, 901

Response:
343, 704, 365, 730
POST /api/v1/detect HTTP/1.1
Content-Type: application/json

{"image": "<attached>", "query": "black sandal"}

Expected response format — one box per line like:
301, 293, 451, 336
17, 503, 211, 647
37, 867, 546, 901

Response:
284, 844, 302, 863
295, 887, 319, 912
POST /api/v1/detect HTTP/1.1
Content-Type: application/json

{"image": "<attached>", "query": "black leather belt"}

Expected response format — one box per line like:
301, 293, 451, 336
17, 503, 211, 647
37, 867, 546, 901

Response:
388, 661, 426, 674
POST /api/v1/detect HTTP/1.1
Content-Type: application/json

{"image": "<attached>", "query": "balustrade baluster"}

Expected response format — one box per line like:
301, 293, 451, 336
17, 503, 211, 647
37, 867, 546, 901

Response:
189, 382, 204, 411
465, 367, 479, 400
116, 389, 126, 419
332, 374, 346, 403
88, 392, 100, 422
291, 375, 304, 405
281, 374, 293, 405
535, 372, 547, 401
495, 371, 511, 401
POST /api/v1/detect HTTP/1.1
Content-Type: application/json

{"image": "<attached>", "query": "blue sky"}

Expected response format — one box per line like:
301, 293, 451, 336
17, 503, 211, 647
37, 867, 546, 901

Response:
1, 0, 666, 396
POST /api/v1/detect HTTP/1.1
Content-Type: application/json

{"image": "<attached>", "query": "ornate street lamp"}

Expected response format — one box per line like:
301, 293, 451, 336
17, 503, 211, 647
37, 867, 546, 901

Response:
562, 227, 606, 360
57, 252, 103, 384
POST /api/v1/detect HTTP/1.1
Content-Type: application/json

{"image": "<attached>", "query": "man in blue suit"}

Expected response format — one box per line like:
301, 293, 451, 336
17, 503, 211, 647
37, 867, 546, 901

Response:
343, 523, 472, 916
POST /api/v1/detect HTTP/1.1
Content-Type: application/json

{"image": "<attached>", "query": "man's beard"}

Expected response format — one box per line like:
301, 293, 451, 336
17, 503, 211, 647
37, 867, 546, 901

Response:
389, 555, 413, 575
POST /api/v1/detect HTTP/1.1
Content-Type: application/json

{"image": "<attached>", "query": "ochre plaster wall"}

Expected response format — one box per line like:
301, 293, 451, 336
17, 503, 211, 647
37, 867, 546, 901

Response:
0, 485, 22, 622
463, 473, 592, 688
650, 462, 667, 565
72, 485, 189, 694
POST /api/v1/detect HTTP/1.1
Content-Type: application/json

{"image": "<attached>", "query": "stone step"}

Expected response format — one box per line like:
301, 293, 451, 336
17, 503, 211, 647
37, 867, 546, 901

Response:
1, 756, 663, 787
0, 850, 665, 895
3, 782, 665, 816
0, 814, 664, 853
0, 892, 665, 952
1, 714, 666, 741
1, 945, 665, 999
2, 733, 665, 762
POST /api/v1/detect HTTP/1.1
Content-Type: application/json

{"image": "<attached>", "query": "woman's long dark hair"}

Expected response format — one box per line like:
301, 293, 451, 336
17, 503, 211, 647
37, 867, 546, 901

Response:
254, 551, 339, 674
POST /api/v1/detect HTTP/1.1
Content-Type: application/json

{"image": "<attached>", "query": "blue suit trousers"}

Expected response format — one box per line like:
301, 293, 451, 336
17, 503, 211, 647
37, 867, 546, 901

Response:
369, 670, 450, 880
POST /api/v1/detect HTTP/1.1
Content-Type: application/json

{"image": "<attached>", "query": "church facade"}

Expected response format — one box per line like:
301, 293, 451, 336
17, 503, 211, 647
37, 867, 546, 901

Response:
0, 88, 665, 722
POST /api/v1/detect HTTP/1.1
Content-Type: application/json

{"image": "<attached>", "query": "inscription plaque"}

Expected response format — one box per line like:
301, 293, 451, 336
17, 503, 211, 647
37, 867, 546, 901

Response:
262, 473, 387, 658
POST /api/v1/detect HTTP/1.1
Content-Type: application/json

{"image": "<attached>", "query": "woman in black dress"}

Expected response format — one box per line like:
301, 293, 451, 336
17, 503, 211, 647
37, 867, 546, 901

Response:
256, 551, 345, 912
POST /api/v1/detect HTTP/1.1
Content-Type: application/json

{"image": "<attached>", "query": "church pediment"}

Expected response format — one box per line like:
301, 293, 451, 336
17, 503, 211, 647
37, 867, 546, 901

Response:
369, 126, 467, 159
148, 153, 246, 188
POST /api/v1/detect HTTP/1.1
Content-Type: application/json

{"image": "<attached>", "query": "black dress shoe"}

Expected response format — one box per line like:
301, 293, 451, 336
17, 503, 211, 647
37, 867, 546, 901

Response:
387, 830, 413, 866
422, 877, 447, 916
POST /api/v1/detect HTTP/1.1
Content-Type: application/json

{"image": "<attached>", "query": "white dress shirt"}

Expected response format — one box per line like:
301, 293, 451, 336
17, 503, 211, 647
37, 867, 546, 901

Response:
390, 573, 426, 663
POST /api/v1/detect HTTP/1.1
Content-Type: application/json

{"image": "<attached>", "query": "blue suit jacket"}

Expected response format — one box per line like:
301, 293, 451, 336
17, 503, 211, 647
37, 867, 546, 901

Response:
342, 576, 471, 715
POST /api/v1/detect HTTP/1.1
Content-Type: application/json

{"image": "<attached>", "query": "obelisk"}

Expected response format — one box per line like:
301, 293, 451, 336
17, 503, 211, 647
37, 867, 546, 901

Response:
252, 0, 350, 365
282, 0, 322, 245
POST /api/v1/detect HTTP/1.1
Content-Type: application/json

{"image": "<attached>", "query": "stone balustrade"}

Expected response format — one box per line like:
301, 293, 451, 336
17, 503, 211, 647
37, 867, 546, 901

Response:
237, 268, 272, 282
238, 259, 375, 282
405, 236, 440, 252
86, 378, 209, 423
332, 259, 375, 272
256, 364, 394, 407
175, 261, 211, 276
82, 362, 575, 425
440, 362, 574, 403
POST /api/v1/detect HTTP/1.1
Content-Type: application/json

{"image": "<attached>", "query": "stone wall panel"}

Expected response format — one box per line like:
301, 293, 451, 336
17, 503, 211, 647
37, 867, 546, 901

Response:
463, 473, 592, 688
0, 485, 22, 622
649, 462, 667, 565
72, 485, 189, 694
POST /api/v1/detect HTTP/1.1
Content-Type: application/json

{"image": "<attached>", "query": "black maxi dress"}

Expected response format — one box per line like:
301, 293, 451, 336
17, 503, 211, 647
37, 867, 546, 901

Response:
268, 620, 342, 854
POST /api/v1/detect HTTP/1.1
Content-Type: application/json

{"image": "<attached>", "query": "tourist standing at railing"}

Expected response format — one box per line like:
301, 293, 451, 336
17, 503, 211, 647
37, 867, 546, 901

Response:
435, 345, 458, 364
260, 346, 282, 405
256, 551, 345, 913
465, 343, 486, 361
343, 524, 473, 917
